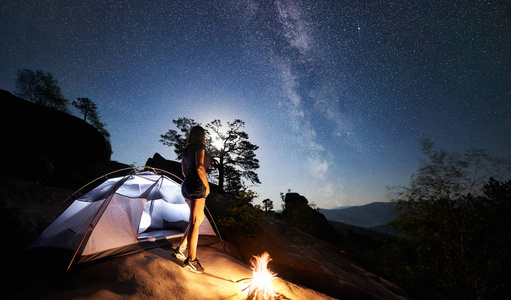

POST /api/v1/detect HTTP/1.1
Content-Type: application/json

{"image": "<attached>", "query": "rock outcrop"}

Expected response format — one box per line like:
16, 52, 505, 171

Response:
0, 89, 122, 189
145, 152, 183, 178
281, 192, 342, 246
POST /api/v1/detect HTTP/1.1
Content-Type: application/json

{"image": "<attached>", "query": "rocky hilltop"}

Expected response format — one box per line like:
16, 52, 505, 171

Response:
0, 89, 126, 189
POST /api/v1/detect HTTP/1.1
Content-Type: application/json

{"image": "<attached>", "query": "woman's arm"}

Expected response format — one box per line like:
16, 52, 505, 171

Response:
204, 152, 213, 169
195, 149, 210, 196
181, 157, 187, 178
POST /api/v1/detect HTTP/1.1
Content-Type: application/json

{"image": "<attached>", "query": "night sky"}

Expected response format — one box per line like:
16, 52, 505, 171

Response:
1, 0, 510, 208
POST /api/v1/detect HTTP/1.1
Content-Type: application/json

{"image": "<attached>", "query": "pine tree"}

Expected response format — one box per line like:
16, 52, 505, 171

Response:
72, 97, 98, 122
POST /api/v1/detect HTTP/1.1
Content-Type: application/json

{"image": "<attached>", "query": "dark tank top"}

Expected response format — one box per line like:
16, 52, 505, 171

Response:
182, 143, 206, 176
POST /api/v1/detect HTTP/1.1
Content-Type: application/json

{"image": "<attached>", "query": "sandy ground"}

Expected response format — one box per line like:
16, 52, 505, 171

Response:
10, 244, 335, 300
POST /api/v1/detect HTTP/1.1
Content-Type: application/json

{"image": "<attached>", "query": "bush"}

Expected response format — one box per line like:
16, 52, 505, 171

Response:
386, 140, 511, 299
218, 187, 263, 238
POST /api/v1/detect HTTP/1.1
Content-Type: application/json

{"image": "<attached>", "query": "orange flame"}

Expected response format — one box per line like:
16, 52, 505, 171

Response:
244, 252, 278, 300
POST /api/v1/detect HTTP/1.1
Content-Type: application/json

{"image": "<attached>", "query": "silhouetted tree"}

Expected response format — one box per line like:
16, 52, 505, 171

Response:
262, 199, 273, 212
206, 119, 260, 192
72, 97, 98, 122
15, 68, 68, 112
72, 97, 110, 142
159, 117, 200, 159
388, 139, 511, 299
14, 69, 37, 102
160, 117, 260, 194
222, 164, 244, 193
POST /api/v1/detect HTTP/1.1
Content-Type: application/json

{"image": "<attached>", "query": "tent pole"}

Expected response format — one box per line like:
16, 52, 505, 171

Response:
67, 223, 95, 271
204, 205, 224, 247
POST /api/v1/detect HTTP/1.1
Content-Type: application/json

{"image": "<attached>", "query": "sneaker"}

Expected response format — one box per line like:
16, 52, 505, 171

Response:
183, 257, 204, 273
171, 247, 188, 260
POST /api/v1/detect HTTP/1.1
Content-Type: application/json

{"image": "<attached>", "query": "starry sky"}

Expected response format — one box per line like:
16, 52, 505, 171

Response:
1, 0, 510, 209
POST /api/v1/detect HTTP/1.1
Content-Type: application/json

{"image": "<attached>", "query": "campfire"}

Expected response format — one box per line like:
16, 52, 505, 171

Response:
239, 252, 287, 300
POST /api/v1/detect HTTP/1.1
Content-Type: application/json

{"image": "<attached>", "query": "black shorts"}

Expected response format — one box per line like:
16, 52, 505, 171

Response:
181, 176, 207, 200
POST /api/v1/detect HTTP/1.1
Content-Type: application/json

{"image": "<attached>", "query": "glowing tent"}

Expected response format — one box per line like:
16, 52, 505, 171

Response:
28, 168, 219, 269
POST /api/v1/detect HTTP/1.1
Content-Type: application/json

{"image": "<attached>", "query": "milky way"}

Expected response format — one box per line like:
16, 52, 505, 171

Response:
1, 0, 510, 208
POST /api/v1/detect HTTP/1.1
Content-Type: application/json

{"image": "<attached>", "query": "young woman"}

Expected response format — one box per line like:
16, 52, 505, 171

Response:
172, 125, 210, 273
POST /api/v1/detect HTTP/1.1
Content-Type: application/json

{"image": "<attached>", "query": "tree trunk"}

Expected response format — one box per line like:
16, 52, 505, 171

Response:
218, 155, 224, 191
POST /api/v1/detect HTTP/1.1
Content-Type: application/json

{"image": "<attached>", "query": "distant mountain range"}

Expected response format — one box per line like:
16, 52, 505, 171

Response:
319, 202, 398, 229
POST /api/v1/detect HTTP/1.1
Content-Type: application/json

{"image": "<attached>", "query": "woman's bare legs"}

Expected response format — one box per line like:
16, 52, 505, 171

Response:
187, 198, 206, 260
